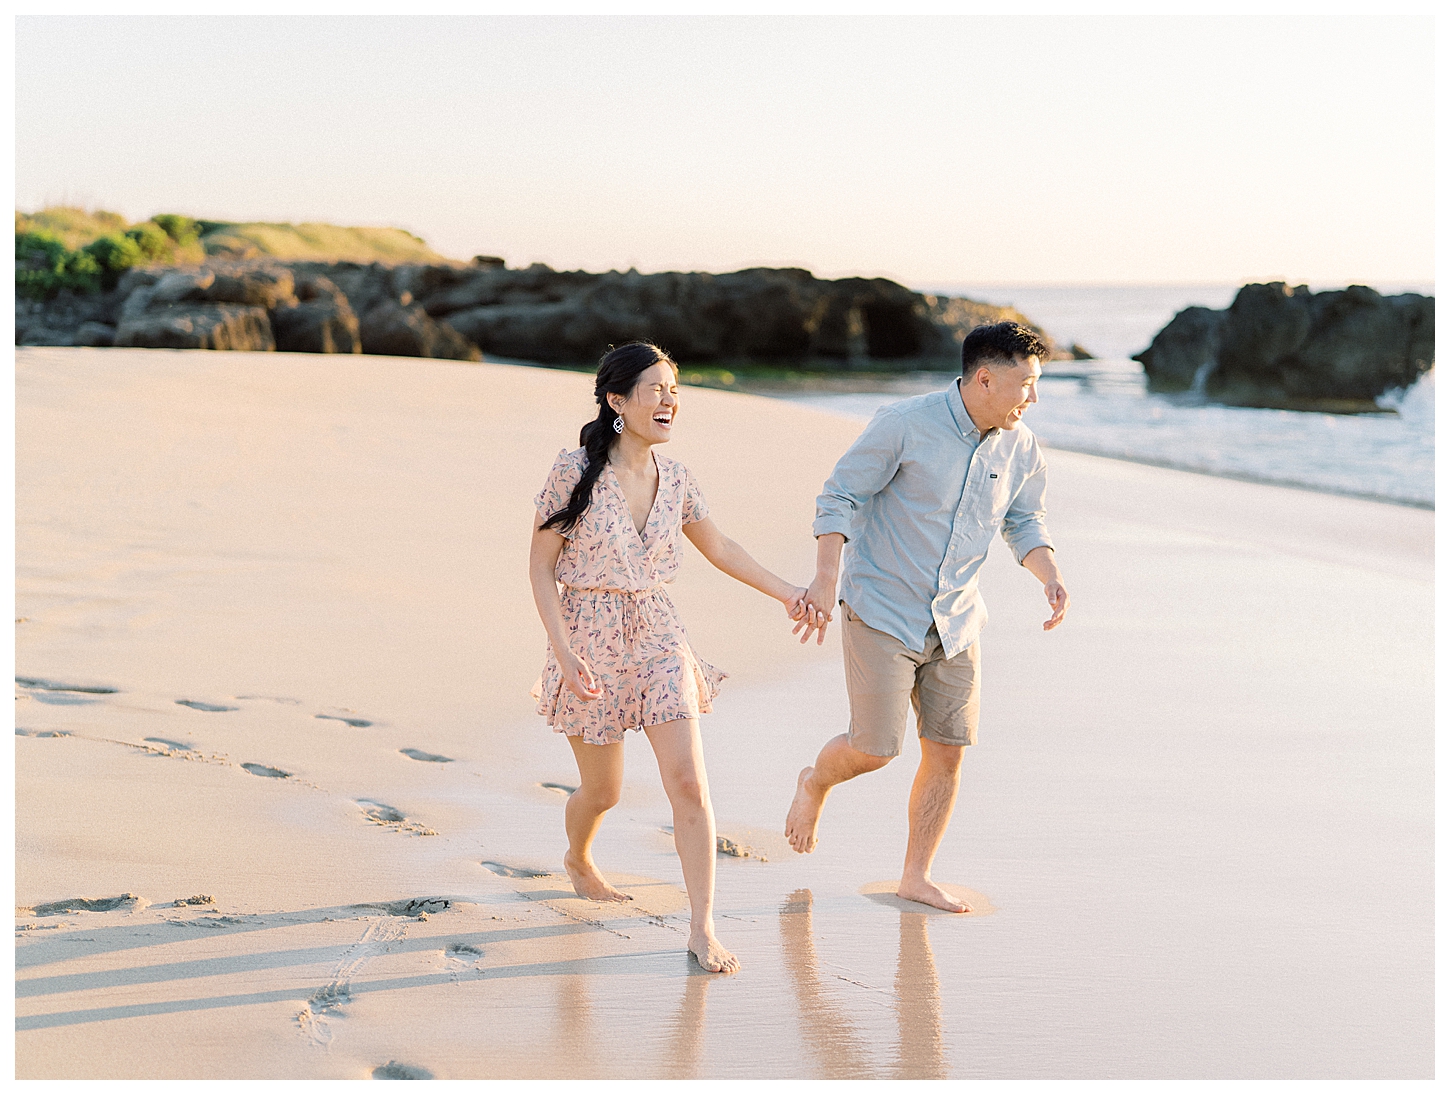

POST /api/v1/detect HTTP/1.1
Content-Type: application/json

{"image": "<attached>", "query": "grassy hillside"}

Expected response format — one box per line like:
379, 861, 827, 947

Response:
17, 207, 135, 251
198, 221, 447, 262
15, 207, 453, 298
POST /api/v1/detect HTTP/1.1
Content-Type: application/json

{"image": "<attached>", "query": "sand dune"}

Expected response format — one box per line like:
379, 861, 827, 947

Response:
15, 348, 1432, 1078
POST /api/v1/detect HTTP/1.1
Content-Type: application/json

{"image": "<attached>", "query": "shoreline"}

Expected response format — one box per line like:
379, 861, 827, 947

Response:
1030, 443, 1434, 510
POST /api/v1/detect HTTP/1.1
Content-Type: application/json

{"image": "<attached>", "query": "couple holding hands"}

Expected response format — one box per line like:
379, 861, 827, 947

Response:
528, 324, 1070, 974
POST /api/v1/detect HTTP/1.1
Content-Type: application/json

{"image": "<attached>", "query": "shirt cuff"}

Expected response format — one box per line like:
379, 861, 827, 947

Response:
1008, 530, 1054, 566
812, 515, 853, 541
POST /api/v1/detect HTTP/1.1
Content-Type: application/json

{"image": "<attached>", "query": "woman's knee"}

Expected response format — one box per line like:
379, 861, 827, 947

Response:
574, 781, 621, 812
664, 771, 708, 810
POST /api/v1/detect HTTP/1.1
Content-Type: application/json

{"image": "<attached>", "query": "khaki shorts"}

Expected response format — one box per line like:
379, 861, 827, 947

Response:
841, 603, 980, 757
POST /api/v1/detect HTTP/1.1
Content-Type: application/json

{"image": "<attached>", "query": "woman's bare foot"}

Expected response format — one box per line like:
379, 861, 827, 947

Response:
896, 877, 970, 913
688, 928, 740, 973
785, 767, 826, 853
563, 850, 633, 903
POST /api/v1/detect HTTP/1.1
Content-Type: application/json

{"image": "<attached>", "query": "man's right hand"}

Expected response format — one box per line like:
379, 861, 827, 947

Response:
792, 571, 837, 645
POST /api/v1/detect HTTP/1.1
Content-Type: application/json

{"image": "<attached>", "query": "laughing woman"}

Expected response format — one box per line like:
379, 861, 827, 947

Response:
529, 341, 807, 973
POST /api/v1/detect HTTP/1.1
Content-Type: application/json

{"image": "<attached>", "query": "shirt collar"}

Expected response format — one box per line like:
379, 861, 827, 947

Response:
948, 378, 993, 442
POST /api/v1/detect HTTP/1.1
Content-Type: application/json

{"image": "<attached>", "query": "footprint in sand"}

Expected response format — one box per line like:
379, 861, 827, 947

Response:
446, 942, 483, 957
399, 748, 452, 763
480, 861, 551, 879
25, 693, 101, 707
176, 700, 238, 713
15, 676, 117, 695
361, 897, 451, 918
23, 894, 144, 916
241, 762, 291, 779
316, 714, 373, 727
15, 728, 69, 738
235, 695, 303, 705
357, 800, 405, 824
373, 1062, 434, 1080
145, 737, 196, 752
539, 781, 577, 795
356, 800, 437, 837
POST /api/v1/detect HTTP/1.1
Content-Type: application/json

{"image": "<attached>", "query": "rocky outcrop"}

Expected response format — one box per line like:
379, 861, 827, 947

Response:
359, 299, 481, 361
1135, 283, 1434, 411
273, 275, 360, 354
16, 258, 1050, 368
115, 303, 275, 351
400, 263, 1045, 366
111, 266, 289, 351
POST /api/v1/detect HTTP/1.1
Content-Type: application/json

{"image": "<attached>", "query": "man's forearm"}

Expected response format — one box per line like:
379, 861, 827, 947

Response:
1022, 544, 1061, 586
815, 533, 845, 581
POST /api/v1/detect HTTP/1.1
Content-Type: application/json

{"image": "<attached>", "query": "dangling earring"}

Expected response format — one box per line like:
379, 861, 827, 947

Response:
612, 415, 624, 434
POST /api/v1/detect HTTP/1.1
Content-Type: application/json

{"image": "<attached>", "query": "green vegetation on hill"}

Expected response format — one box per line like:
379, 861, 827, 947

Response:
16, 211, 206, 299
14, 206, 451, 300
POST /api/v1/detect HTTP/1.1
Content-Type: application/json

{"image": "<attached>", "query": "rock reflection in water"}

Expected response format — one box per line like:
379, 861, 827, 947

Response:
780, 888, 946, 1079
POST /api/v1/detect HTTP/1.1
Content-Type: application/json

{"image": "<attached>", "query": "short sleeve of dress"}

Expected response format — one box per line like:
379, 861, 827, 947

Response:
534, 449, 583, 533
681, 465, 710, 525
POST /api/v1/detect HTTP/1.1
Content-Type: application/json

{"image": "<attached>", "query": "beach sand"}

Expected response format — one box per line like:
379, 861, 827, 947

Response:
15, 348, 1433, 1078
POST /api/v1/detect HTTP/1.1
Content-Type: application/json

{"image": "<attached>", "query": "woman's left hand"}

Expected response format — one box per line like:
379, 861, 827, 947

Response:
783, 586, 809, 621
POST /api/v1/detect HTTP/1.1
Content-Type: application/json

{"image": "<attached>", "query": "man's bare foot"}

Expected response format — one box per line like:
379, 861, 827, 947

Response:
785, 767, 826, 853
563, 850, 632, 903
896, 878, 971, 913
688, 928, 739, 973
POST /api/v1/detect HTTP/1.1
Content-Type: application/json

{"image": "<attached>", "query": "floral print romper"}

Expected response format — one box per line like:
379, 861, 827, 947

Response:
532, 447, 726, 745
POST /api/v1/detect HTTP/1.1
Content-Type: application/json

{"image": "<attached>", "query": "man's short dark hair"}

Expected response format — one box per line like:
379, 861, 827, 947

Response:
961, 322, 1048, 374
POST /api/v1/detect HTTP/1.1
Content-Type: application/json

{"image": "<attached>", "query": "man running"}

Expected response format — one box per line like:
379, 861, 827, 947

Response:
785, 322, 1070, 912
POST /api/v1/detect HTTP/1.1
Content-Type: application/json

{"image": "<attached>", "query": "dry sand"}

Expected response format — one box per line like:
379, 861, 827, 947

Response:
14, 348, 1433, 1078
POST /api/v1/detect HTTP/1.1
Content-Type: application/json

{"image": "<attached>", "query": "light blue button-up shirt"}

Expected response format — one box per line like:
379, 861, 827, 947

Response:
812, 380, 1054, 659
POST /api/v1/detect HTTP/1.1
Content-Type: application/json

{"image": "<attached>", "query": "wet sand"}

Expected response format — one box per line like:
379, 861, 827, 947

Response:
15, 348, 1433, 1078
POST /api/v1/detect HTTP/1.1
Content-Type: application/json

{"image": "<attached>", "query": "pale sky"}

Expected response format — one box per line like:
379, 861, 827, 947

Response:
14, 14, 1435, 286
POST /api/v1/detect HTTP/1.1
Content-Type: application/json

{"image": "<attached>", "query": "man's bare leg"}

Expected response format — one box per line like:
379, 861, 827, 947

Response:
563, 735, 632, 902
785, 733, 892, 853
897, 738, 970, 913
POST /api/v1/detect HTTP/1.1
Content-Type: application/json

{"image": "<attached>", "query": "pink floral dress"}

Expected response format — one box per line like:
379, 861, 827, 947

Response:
532, 447, 726, 745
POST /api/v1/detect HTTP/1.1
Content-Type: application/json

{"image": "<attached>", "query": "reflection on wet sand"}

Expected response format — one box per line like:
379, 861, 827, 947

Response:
894, 912, 946, 1079
664, 970, 712, 1078
779, 889, 873, 1078
549, 929, 600, 1077
779, 889, 947, 1079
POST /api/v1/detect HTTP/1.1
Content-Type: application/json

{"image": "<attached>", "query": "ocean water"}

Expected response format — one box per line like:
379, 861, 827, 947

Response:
778, 284, 1435, 508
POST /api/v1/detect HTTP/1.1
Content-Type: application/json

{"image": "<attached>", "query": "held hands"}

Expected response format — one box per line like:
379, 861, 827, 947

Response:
790, 571, 837, 645
558, 650, 602, 702
784, 585, 828, 645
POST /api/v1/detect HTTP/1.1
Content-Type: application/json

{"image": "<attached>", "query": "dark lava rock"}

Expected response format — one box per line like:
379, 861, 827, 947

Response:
1135, 282, 1434, 411
1134, 306, 1226, 393
358, 299, 481, 361
417, 264, 1020, 366
18, 256, 1055, 368
115, 303, 275, 351
74, 322, 116, 347
273, 275, 361, 354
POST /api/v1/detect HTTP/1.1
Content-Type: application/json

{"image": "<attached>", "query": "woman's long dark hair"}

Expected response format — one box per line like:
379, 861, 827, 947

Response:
539, 341, 675, 534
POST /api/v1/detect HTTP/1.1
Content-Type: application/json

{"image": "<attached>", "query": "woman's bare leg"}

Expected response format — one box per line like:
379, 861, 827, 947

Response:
563, 735, 631, 902
644, 718, 739, 973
